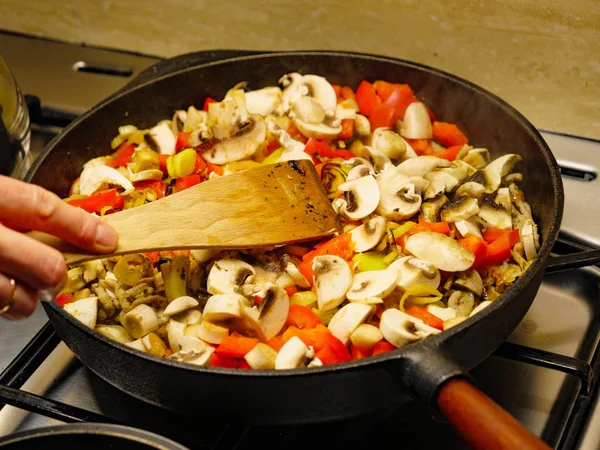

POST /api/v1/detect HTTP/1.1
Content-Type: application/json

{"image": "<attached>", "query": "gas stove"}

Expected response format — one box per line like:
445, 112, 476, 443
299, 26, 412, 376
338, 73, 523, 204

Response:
1, 32, 599, 450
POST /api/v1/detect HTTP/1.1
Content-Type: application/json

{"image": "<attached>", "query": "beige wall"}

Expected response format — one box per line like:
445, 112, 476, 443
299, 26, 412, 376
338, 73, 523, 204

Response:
1, 0, 599, 139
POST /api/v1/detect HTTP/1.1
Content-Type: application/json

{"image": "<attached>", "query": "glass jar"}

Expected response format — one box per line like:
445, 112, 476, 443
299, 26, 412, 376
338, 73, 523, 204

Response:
0, 54, 30, 178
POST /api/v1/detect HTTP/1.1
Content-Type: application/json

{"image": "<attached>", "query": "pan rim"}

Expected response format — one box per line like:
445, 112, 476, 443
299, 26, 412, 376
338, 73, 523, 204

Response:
33, 50, 564, 378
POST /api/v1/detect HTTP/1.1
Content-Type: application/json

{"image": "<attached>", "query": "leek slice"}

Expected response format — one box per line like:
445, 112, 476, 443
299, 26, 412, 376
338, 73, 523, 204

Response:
399, 285, 443, 311
392, 221, 416, 238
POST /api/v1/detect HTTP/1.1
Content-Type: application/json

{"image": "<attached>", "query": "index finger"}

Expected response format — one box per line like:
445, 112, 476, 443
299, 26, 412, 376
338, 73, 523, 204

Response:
0, 175, 119, 253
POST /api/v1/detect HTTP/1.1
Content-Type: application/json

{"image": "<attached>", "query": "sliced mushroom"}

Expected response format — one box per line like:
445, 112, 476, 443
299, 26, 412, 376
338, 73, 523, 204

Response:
141, 333, 167, 356
344, 165, 371, 184
397, 156, 450, 178
171, 110, 187, 136
166, 318, 187, 352
483, 154, 522, 193
328, 303, 375, 345
190, 249, 221, 263
520, 220, 538, 261
301, 74, 337, 116
349, 215, 387, 252
424, 171, 460, 200
443, 316, 468, 330
336, 175, 380, 220
477, 196, 512, 229
307, 357, 324, 368
420, 194, 449, 223
195, 320, 229, 345
376, 170, 422, 221
455, 218, 483, 239
462, 148, 490, 169
280, 73, 306, 113
95, 325, 133, 344
188, 127, 213, 148
245, 342, 279, 370
123, 304, 159, 339
240, 283, 289, 341
405, 232, 475, 272
408, 176, 430, 195
292, 117, 342, 140
453, 269, 483, 297
163, 296, 199, 317
440, 196, 480, 222
169, 336, 214, 366
455, 181, 486, 199
206, 258, 255, 295
387, 256, 441, 292
426, 305, 457, 322
379, 309, 440, 348
350, 323, 384, 350
313, 255, 353, 311
370, 128, 407, 160
203, 115, 266, 165
346, 270, 398, 302
145, 122, 176, 155
469, 300, 493, 318
113, 253, 153, 287
401, 138, 418, 159
291, 96, 325, 124
79, 165, 134, 196
64, 297, 98, 328
125, 339, 147, 353
244, 86, 283, 116
275, 336, 309, 370
129, 169, 164, 183
354, 114, 371, 138
439, 160, 477, 183
335, 103, 357, 121
495, 187, 512, 210
447, 290, 476, 317
399, 102, 432, 139
203, 294, 245, 321
174, 309, 202, 325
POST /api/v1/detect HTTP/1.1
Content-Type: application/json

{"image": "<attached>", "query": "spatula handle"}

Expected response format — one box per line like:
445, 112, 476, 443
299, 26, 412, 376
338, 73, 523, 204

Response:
437, 378, 552, 450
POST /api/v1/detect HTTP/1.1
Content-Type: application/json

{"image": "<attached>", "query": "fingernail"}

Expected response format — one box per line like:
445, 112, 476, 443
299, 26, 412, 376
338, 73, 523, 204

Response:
95, 223, 118, 249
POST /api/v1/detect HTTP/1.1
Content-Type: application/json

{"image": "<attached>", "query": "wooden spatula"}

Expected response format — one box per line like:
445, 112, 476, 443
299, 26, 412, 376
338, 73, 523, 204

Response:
29, 160, 342, 265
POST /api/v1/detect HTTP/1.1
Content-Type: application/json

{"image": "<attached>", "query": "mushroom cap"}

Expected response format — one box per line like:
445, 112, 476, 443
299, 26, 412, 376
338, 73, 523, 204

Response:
399, 102, 433, 140
337, 175, 381, 220
346, 270, 398, 301
380, 308, 440, 348
440, 196, 480, 223
376, 170, 422, 221
396, 156, 450, 178
244, 86, 283, 117
328, 303, 375, 345
313, 255, 353, 311
349, 215, 387, 252
388, 256, 441, 292
203, 115, 267, 165
370, 128, 407, 160
206, 258, 256, 295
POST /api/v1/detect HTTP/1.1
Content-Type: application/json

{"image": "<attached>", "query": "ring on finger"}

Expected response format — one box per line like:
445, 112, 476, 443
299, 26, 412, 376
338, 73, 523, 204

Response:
0, 278, 17, 315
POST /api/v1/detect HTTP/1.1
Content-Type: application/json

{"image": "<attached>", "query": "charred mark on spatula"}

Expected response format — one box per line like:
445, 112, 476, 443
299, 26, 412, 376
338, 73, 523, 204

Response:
288, 160, 305, 176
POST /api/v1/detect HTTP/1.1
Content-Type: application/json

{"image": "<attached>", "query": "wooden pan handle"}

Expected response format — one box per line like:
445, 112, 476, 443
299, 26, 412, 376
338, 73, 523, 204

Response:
437, 378, 552, 450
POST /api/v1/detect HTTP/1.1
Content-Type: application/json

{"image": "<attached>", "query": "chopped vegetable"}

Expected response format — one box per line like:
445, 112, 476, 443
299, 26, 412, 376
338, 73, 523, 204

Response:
160, 255, 189, 302
202, 97, 217, 111
210, 353, 239, 368
432, 121, 469, 147
418, 217, 451, 235
352, 252, 388, 271
216, 335, 259, 359
174, 174, 202, 193
480, 229, 520, 267
372, 340, 396, 356
404, 306, 444, 330
175, 132, 190, 152
435, 144, 464, 161
107, 142, 136, 168
66, 189, 124, 215
355, 80, 380, 116
298, 233, 354, 285
458, 236, 488, 269
286, 304, 322, 329
369, 104, 396, 130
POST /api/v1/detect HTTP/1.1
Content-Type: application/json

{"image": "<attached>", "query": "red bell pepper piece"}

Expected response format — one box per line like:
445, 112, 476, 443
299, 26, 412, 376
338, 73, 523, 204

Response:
355, 80, 381, 116
285, 304, 323, 329
215, 336, 259, 359
108, 142, 136, 168
144, 252, 161, 264
193, 153, 207, 174
67, 188, 123, 215
298, 233, 354, 285
237, 360, 252, 370
405, 139, 433, 156
202, 97, 217, 111
175, 132, 190, 152
266, 335, 285, 351
404, 306, 444, 330
287, 123, 308, 143
351, 344, 373, 360
480, 230, 520, 267
315, 334, 352, 366
174, 174, 201, 193
134, 180, 166, 199
332, 84, 343, 98
332, 149, 355, 160
434, 144, 464, 161
418, 217, 451, 235
432, 121, 469, 147
205, 161, 224, 176
210, 352, 239, 369
369, 103, 396, 130
373, 81, 407, 101
55, 293, 75, 307
158, 154, 170, 176
339, 118, 354, 140
383, 85, 417, 119
458, 236, 489, 269
265, 140, 281, 155
341, 86, 355, 100
372, 340, 396, 356
483, 227, 509, 244
284, 286, 299, 298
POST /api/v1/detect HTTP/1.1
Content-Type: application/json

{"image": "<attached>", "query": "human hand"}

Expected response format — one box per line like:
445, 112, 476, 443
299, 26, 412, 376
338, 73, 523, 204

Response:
0, 175, 119, 320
